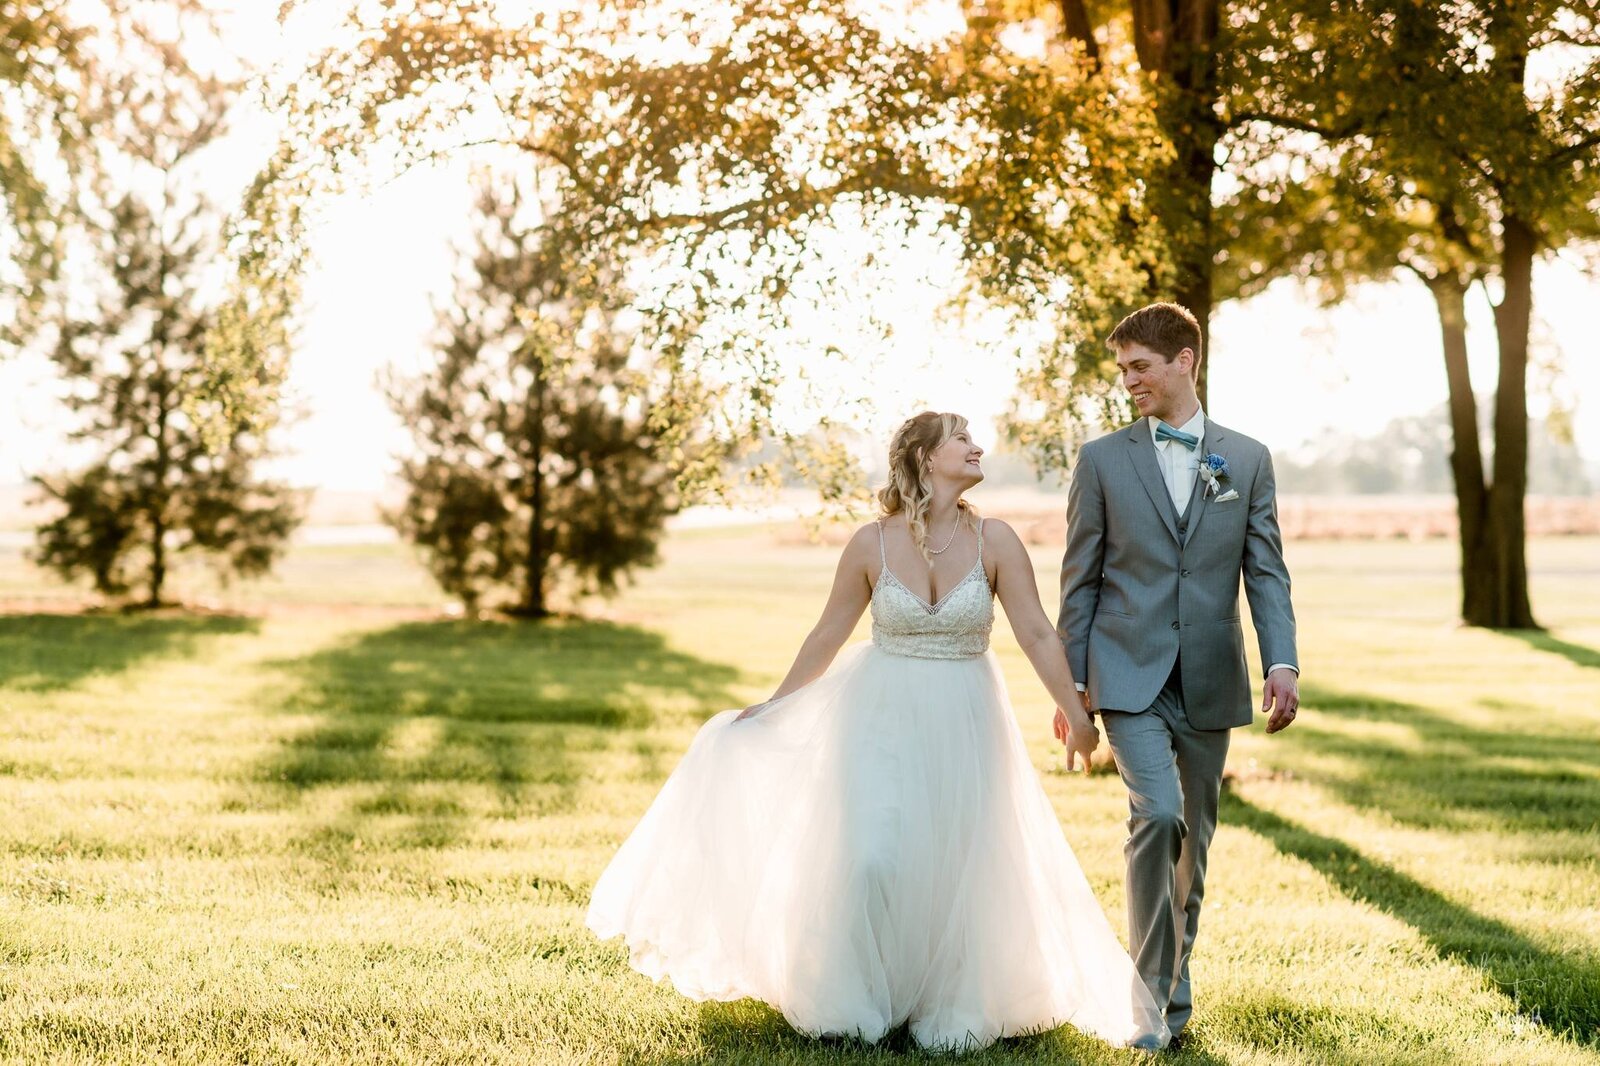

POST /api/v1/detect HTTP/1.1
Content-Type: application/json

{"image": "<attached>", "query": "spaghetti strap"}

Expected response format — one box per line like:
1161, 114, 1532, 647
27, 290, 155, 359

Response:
876, 518, 888, 568
976, 516, 985, 566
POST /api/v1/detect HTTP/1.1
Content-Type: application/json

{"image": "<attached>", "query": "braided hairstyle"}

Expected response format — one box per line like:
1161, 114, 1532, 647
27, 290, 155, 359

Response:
878, 411, 977, 564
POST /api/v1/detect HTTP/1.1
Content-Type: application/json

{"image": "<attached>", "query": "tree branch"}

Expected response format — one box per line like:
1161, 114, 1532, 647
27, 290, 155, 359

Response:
1227, 109, 1367, 139
641, 188, 811, 233
1398, 256, 1437, 285
635, 168, 945, 238
1544, 130, 1600, 167
1530, 24, 1600, 51
374, 137, 519, 190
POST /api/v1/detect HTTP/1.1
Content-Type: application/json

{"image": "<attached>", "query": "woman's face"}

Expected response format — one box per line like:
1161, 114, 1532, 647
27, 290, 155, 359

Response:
926, 426, 984, 489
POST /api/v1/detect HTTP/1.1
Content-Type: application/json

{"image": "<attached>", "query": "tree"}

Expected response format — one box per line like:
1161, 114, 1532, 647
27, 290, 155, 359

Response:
386, 174, 679, 617
1, 1, 218, 352
230, 0, 1168, 488
231, 1, 1593, 506
31, 33, 302, 608
1216, 0, 1600, 627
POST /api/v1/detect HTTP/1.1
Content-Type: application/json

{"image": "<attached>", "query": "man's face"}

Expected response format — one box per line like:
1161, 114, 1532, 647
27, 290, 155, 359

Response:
1115, 342, 1194, 423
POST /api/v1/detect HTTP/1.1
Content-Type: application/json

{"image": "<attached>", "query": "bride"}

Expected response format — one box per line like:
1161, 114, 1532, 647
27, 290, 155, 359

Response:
586, 411, 1169, 1052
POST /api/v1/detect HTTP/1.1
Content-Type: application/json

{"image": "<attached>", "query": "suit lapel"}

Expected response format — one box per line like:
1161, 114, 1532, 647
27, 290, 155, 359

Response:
1126, 420, 1180, 543
1183, 419, 1226, 546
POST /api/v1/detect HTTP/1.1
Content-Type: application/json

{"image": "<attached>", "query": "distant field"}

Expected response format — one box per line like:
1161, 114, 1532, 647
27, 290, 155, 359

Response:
1, 529, 1598, 1063
3, 481, 1598, 542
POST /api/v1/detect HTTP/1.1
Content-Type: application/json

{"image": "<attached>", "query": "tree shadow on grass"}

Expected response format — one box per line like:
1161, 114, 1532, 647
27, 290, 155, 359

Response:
1224, 790, 1600, 1044
0, 612, 258, 692
1201, 993, 1515, 1065
1288, 683, 1600, 836
1502, 629, 1600, 671
254, 618, 742, 853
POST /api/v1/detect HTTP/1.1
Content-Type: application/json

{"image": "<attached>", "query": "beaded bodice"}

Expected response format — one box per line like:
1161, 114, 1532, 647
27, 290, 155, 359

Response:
871, 519, 995, 659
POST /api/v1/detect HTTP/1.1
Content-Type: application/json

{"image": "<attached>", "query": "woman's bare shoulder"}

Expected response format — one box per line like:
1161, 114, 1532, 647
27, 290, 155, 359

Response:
841, 520, 884, 558
979, 517, 1032, 561
978, 516, 1023, 542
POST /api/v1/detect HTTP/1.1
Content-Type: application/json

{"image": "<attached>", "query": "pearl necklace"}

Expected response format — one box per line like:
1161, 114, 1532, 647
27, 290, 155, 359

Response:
927, 514, 962, 556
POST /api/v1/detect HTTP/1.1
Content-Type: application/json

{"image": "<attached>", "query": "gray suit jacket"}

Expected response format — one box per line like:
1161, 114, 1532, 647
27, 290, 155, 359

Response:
1057, 417, 1297, 730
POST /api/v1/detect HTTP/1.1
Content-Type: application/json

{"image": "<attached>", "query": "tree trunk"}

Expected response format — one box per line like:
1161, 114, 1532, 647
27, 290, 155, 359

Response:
1178, 256, 1213, 408
1455, 0, 1539, 630
1132, 0, 1222, 408
147, 182, 172, 610
1427, 275, 1494, 624
147, 376, 170, 609
1479, 214, 1538, 629
1161, 104, 1217, 408
148, 508, 167, 607
522, 354, 549, 619
1057, 0, 1098, 63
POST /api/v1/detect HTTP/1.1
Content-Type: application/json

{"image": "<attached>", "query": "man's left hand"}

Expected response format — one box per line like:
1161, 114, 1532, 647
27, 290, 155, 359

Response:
1263, 667, 1299, 733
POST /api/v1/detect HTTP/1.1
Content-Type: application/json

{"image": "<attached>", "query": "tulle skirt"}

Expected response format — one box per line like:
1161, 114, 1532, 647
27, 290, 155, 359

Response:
585, 643, 1169, 1051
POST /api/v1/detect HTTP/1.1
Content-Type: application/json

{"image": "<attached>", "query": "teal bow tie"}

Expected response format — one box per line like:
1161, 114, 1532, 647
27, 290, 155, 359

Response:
1155, 421, 1200, 451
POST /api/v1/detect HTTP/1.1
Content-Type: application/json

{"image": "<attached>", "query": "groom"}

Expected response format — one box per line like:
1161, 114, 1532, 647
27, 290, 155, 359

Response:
1055, 302, 1299, 1046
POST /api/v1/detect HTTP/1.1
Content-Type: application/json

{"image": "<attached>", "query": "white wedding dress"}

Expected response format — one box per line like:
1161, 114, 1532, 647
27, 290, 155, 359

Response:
586, 521, 1169, 1051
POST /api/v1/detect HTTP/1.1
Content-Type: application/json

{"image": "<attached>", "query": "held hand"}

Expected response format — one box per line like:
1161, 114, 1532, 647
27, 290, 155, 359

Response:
735, 699, 774, 722
1064, 715, 1099, 772
1262, 668, 1300, 733
1054, 690, 1093, 743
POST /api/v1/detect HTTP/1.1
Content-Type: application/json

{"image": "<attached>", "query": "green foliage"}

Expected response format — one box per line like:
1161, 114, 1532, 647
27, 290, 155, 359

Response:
30, 34, 302, 607
234, 0, 1168, 493
0, 1, 222, 352
1219, 0, 1600, 300
1, 1, 97, 348
387, 174, 680, 617
31, 467, 139, 596
1216, 0, 1600, 627
224, 1, 1599, 501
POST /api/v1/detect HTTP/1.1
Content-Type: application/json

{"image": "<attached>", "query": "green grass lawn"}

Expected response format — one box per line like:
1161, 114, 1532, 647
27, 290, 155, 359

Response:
1, 531, 1598, 1064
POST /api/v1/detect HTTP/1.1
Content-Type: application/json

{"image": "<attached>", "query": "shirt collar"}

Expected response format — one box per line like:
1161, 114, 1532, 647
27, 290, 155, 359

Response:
1148, 407, 1206, 449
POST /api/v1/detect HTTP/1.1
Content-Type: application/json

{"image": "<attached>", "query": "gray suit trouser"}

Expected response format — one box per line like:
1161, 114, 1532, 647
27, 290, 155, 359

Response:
1099, 659, 1230, 1036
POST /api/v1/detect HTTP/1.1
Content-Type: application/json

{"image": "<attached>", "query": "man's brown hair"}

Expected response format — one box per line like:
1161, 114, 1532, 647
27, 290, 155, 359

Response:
1106, 302, 1203, 370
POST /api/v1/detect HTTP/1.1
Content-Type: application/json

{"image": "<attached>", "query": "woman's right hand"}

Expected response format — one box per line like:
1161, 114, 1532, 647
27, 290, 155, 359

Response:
735, 699, 774, 722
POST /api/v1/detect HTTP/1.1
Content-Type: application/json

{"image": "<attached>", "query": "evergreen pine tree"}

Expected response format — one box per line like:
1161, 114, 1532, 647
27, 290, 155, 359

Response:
387, 176, 678, 617
31, 48, 302, 607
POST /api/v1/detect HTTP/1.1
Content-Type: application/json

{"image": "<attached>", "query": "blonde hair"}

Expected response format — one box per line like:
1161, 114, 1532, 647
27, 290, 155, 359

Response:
878, 411, 977, 563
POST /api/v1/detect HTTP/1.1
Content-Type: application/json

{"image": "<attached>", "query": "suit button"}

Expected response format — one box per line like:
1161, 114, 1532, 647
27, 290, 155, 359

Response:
1170, 620, 1180, 630
1180, 569, 1191, 577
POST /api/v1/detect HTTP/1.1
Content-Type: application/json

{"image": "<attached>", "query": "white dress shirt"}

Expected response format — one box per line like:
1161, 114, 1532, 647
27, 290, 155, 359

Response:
1071, 407, 1296, 695
1149, 407, 1206, 514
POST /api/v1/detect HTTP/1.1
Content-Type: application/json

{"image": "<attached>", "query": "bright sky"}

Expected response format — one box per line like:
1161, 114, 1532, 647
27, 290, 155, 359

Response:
2, 4, 1597, 495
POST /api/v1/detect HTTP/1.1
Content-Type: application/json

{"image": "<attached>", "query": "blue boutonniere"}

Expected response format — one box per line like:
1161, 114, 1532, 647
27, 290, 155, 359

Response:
1197, 453, 1233, 499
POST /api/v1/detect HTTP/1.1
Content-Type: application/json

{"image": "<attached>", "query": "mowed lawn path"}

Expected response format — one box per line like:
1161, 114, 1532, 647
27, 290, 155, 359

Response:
1, 532, 1597, 1064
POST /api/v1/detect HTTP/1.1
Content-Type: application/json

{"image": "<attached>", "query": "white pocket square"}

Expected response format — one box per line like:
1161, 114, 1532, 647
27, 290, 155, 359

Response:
1214, 489, 1240, 503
